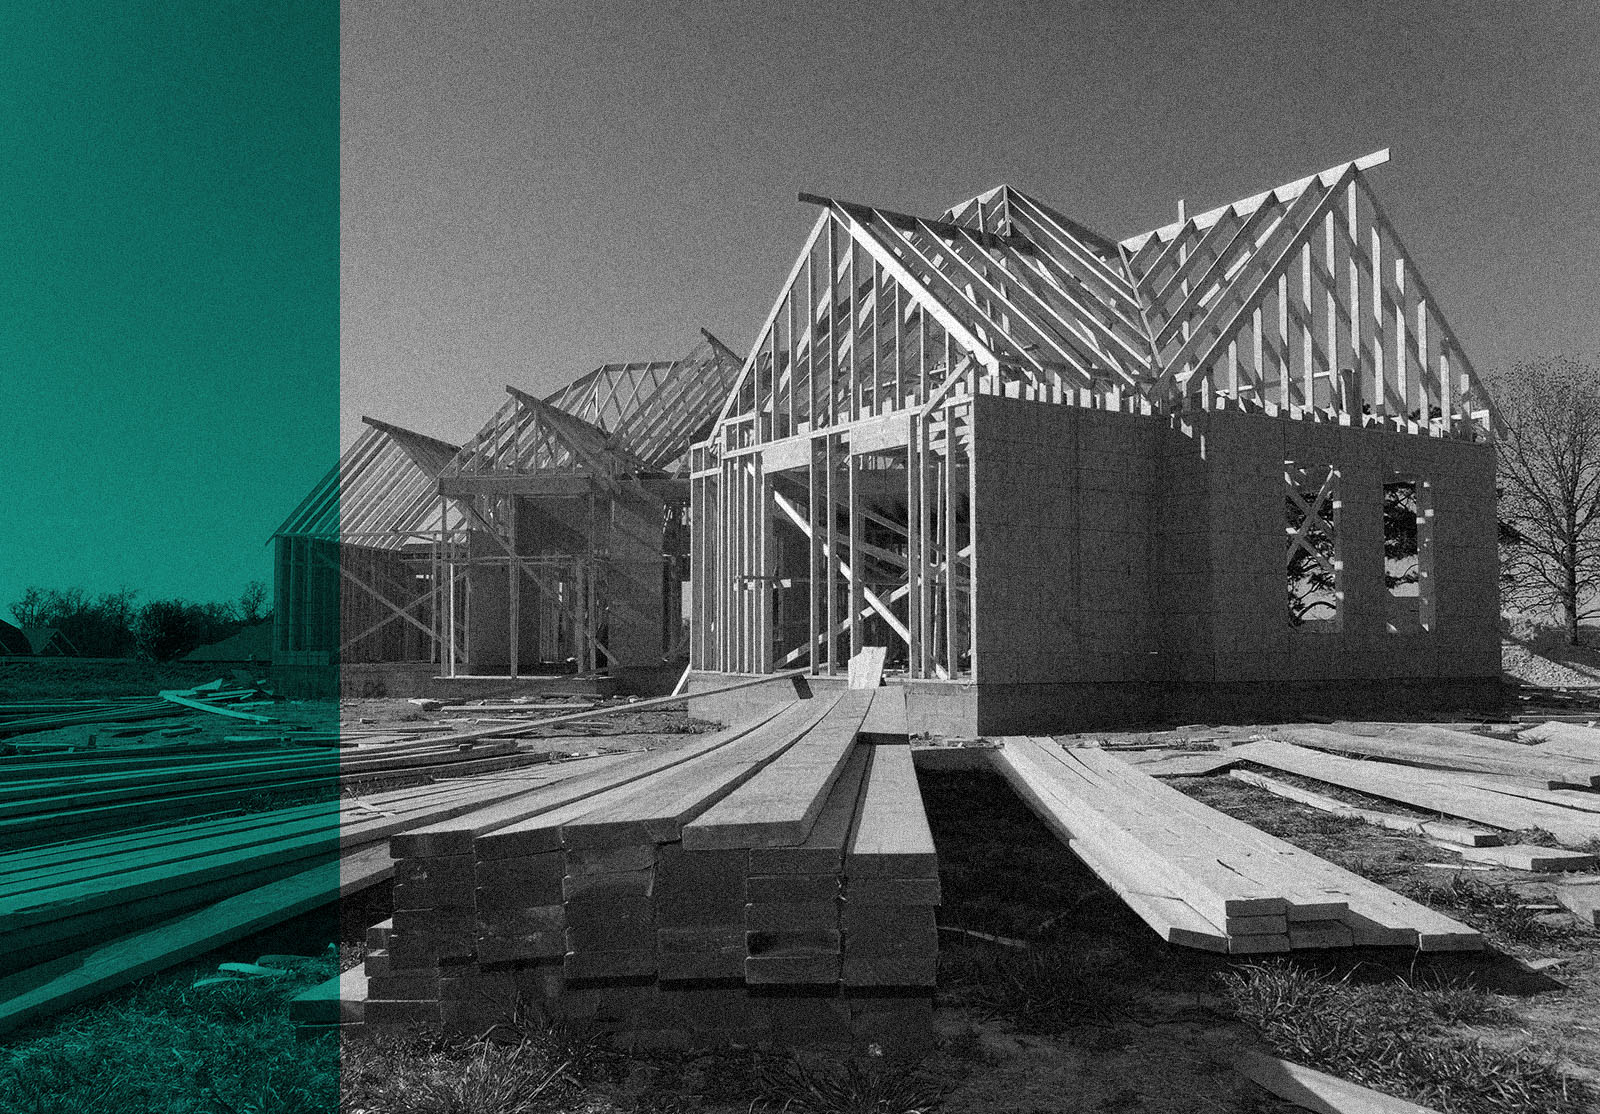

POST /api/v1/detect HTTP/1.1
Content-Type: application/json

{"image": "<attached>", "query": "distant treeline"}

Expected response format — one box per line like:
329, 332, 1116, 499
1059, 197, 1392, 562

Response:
8, 582, 270, 662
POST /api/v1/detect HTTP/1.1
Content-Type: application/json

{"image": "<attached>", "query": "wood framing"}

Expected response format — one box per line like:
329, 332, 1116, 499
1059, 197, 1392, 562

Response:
691, 152, 1504, 731
273, 336, 743, 691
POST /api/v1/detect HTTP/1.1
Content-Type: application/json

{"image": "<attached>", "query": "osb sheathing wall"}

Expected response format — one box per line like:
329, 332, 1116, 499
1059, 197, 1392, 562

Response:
967, 397, 1498, 731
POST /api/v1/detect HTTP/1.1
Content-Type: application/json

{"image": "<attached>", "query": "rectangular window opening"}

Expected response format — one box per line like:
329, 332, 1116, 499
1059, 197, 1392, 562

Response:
1385, 477, 1434, 632
1286, 461, 1342, 630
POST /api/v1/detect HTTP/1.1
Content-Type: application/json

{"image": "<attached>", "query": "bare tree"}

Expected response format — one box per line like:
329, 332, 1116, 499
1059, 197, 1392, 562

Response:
1490, 355, 1600, 643
238, 580, 270, 624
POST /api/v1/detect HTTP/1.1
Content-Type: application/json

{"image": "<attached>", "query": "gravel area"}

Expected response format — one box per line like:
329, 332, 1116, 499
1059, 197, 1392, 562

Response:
1503, 637, 1600, 689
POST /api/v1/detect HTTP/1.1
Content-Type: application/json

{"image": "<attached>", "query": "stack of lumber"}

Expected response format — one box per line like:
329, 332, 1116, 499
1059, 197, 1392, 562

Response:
991, 738, 1481, 953
335, 682, 938, 1056
1235, 736, 1600, 846
0, 754, 621, 1035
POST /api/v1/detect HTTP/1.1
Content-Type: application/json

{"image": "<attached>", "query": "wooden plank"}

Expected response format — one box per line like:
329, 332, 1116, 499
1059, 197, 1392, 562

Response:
1429, 842, 1596, 872
848, 646, 888, 689
400, 670, 809, 748
556, 699, 826, 848
1556, 876, 1600, 926
858, 686, 908, 738
1520, 721, 1600, 762
157, 691, 277, 724
751, 743, 872, 875
1234, 1049, 1443, 1114
1232, 740, 1600, 846
846, 744, 937, 878
1000, 741, 1291, 924
289, 964, 367, 1025
683, 688, 875, 850
1272, 725, 1600, 789
1125, 749, 1246, 777
1229, 770, 1502, 846
393, 722, 767, 859
993, 741, 1281, 931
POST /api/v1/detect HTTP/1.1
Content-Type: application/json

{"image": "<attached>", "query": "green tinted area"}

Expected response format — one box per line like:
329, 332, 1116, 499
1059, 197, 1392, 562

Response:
0, 3, 339, 1111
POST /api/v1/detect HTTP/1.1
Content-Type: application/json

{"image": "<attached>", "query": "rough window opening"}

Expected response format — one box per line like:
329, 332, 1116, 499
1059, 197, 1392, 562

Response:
1286, 462, 1341, 630
1384, 477, 1434, 632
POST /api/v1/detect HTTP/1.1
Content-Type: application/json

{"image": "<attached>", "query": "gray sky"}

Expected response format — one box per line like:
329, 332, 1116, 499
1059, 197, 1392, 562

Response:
341, 0, 1600, 449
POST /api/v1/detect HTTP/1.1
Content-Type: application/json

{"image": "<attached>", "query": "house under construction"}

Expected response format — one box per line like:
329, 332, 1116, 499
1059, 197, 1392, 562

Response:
686, 151, 1503, 733
272, 336, 743, 696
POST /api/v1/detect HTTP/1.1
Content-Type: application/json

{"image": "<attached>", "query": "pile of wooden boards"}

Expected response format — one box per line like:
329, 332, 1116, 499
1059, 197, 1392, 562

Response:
992, 738, 1481, 954
0, 754, 625, 1035
0, 727, 566, 848
319, 684, 940, 1056
0, 696, 187, 740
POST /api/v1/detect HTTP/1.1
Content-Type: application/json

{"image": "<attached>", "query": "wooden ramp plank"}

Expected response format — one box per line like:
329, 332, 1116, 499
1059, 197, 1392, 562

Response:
684, 689, 875, 850
991, 741, 1228, 950
1077, 750, 1480, 951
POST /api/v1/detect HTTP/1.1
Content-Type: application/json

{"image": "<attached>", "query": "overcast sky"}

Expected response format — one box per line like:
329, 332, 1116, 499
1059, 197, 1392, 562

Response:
343, 0, 1599, 450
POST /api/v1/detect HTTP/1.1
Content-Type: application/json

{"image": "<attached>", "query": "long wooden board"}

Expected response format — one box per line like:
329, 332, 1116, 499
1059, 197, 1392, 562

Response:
683, 689, 875, 850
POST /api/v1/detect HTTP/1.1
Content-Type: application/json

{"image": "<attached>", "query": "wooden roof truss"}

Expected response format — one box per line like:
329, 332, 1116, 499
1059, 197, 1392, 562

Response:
273, 418, 459, 549
708, 149, 1499, 454
438, 386, 648, 494
1119, 150, 1499, 433
544, 337, 744, 473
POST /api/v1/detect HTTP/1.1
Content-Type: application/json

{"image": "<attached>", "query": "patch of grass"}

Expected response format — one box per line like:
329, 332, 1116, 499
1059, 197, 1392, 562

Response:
340, 1028, 589, 1114
758, 1054, 944, 1114
0, 954, 339, 1114
1220, 959, 1589, 1113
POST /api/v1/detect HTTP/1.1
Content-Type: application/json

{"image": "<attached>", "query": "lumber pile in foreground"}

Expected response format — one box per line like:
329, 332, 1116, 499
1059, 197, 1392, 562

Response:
992, 738, 1481, 954
329, 684, 939, 1057
0, 755, 623, 1035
